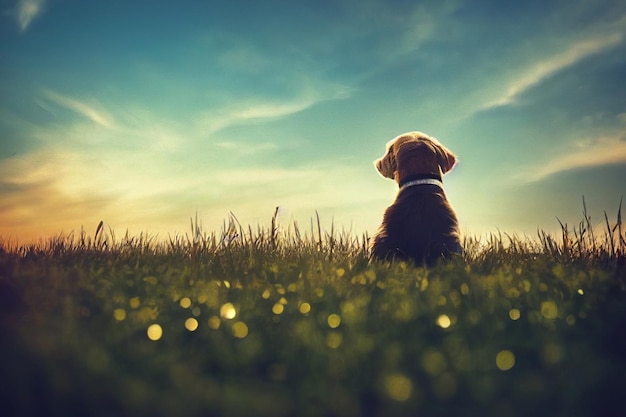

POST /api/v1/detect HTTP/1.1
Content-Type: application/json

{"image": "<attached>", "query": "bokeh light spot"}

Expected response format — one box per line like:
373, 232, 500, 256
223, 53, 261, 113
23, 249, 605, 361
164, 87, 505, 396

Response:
509, 309, 521, 320
326, 331, 343, 349
179, 297, 192, 308
577, 288, 584, 295
232, 321, 248, 338
421, 349, 447, 376
129, 296, 141, 309
208, 316, 221, 330
436, 314, 451, 329
147, 324, 163, 341
328, 314, 341, 328
299, 302, 311, 315
220, 303, 237, 319
541, 301, 558, 319
496, 350, 515, 371
113, 308, 126, 321
272, 303, 284, 315
384, 373, 413, 402
185, 318, 199, 331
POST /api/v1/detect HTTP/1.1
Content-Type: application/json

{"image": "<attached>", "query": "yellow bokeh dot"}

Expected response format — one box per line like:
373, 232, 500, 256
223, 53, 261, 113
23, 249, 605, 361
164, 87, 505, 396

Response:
272, 303, 284, 315
541, 301, 558, 319
129, 296, 141, 309
509, 309, 521, 320
220, 303, 237, 319
384, 373, 413, 402
577, 288, 584, 295
299, 302, 311, 315
436, 314, 451, 329
113, 308, 126, 321
326, 331, 343, 349
328, 314, 341, 329
496, 350, 515, 371
147, 324, 163, 341
185, 318, 199, 331
232, 321, 249, 339
208, 316, 221, 330
262, 289, 271, 299
179, 297, 192, 309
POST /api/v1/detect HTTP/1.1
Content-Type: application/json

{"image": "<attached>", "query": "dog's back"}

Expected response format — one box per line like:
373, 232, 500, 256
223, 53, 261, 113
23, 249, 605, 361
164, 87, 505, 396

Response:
370, 131, 462, 266
371, 185, 461, 265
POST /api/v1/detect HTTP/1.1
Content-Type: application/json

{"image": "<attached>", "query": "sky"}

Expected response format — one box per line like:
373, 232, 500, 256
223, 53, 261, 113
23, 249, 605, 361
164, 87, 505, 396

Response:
1, 0, 626, 244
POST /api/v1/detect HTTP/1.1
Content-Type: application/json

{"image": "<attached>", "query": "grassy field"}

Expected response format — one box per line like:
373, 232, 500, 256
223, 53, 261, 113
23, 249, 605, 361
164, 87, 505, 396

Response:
1, 207, 625, 417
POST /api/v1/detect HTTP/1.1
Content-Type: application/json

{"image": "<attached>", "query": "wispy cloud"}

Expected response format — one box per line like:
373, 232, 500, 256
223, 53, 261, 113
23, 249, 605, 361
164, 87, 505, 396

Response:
197, 86, 352, 135
42, 90, 117, 129
15, 0, 46, 32
525, 135, 626, 182
481, 32, 623, 110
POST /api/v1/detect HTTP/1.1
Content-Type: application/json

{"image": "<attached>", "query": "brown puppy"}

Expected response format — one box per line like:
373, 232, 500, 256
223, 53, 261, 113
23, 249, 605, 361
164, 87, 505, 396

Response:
370, 131, 462, 265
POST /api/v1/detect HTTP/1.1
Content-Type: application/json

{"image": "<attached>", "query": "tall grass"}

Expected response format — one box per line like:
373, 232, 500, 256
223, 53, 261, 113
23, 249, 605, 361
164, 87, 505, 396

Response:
7, 200, 622, 272
1, 201, 625, 417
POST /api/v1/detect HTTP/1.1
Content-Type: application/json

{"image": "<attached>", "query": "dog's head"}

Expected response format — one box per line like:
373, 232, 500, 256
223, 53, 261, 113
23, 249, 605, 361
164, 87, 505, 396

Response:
374, 131, 457, 183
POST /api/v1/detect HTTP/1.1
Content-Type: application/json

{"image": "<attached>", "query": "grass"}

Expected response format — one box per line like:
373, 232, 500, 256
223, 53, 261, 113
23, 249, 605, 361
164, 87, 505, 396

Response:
1, 203, 625, 417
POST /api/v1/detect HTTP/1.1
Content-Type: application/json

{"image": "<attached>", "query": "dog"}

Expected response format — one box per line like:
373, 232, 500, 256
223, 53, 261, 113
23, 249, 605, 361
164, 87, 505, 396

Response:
370, 131, 462, 265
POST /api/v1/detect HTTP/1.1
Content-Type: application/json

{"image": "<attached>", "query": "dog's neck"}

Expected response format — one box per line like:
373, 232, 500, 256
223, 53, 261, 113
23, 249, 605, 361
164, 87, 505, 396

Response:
397, 173, 442, 188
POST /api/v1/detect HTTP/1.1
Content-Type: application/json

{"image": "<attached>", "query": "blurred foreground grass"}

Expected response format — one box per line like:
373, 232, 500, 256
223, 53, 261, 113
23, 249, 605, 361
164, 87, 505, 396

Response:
1, 208, 625, 417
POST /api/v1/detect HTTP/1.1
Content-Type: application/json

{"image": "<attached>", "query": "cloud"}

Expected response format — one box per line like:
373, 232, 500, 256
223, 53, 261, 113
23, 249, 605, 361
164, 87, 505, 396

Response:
42, 90, 117, 129
525, 135, 626, 182
15, 0, 46, 32
196, 86, 352, 135
481, 32, 624, 111
215, 141, 278, 156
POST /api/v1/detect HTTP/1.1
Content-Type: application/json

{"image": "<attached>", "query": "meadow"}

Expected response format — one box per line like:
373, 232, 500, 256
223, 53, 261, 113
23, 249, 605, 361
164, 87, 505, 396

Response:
1, 206, 625, 417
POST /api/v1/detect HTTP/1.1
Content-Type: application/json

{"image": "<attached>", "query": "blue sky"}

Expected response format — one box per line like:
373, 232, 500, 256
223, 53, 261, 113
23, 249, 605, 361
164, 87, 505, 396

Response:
1, 0, 626, 243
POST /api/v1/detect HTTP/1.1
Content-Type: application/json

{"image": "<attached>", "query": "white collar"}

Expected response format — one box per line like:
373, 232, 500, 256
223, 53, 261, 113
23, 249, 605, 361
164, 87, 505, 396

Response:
399, 178, 444, 192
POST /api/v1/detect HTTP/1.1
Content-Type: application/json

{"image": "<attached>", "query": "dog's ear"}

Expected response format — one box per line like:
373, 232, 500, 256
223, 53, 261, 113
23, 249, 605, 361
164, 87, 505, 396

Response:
374, 135, 409, 179
423, 136, 457, 174
437, 144, 458, 174
374, 147, 396, 179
